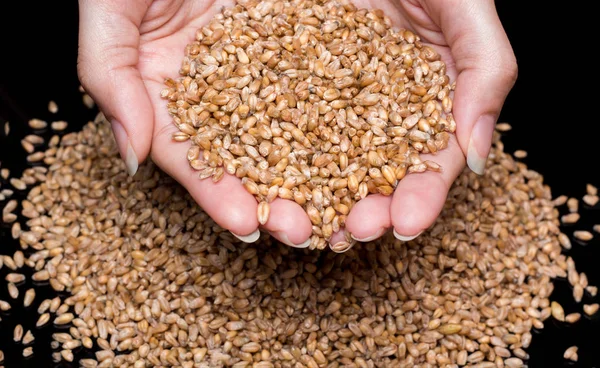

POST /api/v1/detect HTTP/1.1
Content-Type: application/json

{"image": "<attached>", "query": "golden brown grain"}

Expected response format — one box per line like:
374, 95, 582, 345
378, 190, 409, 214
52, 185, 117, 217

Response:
48, 100, 58, 113
551, 301, 565, 321
495, 122, 512, 131
1, 168, 9, 180
82, 94, 95, 109
14, 324, 23, 342
561, 213, 580, 224
583, 303, 599, 316
54, 313, 74, 325
22, 330, 35, 345
513, 149, 527, 158
22, 347, 33, 358
7, 282, 19, 299
565, 313, 581, 323
2, 199, 17, 215
9, 178, 26, 190
24, 288, 36, 307
564, 346, 578, 361
5, 273, 25, 283
21, 139, 35, 153
26, 151, 45, 163
573, 230, 593, 242
51, 120, 68, 131
567, 197, 578, 213
583, 194, 598, 206
36, 313, 50, 327
257, 201, 270, 225
28, 118, 47, 129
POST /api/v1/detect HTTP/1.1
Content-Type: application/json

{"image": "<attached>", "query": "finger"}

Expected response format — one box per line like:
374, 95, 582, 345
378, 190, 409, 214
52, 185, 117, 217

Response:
263, 199, 312, 248
139, 76, 261, 241
427, 0, 517, 174
151, 125, 261, 242
328, 230, 355, 253
391, 135, 465, 239
77, 0, 154, 176
346, 194, 392, 242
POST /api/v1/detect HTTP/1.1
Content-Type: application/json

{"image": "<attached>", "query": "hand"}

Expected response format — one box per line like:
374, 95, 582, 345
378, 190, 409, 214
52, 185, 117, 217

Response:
78, 0, 312, 247
345, 0, 517, 244
77, 0, 516, 250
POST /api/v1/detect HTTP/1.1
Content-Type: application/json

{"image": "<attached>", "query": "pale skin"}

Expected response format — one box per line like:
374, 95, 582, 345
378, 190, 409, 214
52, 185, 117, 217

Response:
77, 0, 517, 248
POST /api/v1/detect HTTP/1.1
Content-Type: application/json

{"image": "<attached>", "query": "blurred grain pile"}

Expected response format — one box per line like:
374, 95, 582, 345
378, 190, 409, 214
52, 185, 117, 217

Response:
162, 0, 456, 250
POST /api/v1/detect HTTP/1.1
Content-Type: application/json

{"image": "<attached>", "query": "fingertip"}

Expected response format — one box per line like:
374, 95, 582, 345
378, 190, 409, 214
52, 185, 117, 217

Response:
391, 173, 448, 237
466, 114, 496, 175
188, 174, 260, 236
329, 231, 347, 246
392, 134, 466, 237
452, 68, 516, 158
231, 229, 261, 243
149, 113, 260, 237
264, 198, 312, 246
221, 202, 260, 236
83, 68, 154, 170
111, 120, 139, 176
393, 228, 422, 242
346, 194, 391, 241
329, 230, 355, 253
270, 232, 311, 249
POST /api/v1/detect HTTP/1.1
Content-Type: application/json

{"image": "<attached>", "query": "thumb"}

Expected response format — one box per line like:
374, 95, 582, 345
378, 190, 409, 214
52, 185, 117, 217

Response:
77, 0, 153, 176
433, 0, 517, 174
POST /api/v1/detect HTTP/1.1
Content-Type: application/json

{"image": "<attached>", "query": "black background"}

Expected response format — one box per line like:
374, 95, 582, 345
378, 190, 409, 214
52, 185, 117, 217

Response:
1, 1, 599, 367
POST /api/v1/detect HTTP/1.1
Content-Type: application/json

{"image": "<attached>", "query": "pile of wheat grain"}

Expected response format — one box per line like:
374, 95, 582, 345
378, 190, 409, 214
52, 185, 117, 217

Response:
0, 110, 595, 367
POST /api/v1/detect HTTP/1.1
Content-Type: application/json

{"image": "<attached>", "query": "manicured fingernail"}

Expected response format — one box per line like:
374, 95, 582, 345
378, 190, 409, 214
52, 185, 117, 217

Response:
467, 114, 496, 175
351, 228, 386, 242
124, 142, 139, 176
111, 119, 138, 176
330, 240, 355, 253
231, 229, 260, 243
393, 229, 422, 241
275, 232, 311, 248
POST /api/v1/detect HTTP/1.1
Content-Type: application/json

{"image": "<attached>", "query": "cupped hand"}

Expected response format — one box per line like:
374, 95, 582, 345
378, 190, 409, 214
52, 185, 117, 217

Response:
78, 0, 311, 247
345, 0, 517, 244
77, 0, 516, 250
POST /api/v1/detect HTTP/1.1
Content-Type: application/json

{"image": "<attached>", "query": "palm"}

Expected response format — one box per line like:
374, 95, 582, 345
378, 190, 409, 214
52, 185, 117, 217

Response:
356, 0, 456, 76
133, 0, 465, 247
136, 0, 237, 149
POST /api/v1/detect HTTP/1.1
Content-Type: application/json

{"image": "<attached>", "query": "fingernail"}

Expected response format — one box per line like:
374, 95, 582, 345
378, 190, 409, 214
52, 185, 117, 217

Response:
393, 229, 422, 241
275, 232, 311, 248
111, 120, 138, 176
351, 228, 386, 242
467, 114, 496, 175
231, 229, 260, 243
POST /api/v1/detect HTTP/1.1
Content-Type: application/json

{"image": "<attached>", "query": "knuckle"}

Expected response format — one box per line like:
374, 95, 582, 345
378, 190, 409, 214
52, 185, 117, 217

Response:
481, 49, 518, 88
490, 47, 518, 83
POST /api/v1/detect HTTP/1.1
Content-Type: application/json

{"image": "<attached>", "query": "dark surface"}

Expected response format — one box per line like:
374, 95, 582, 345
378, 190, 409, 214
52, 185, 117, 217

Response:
1, 1, 599, 367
